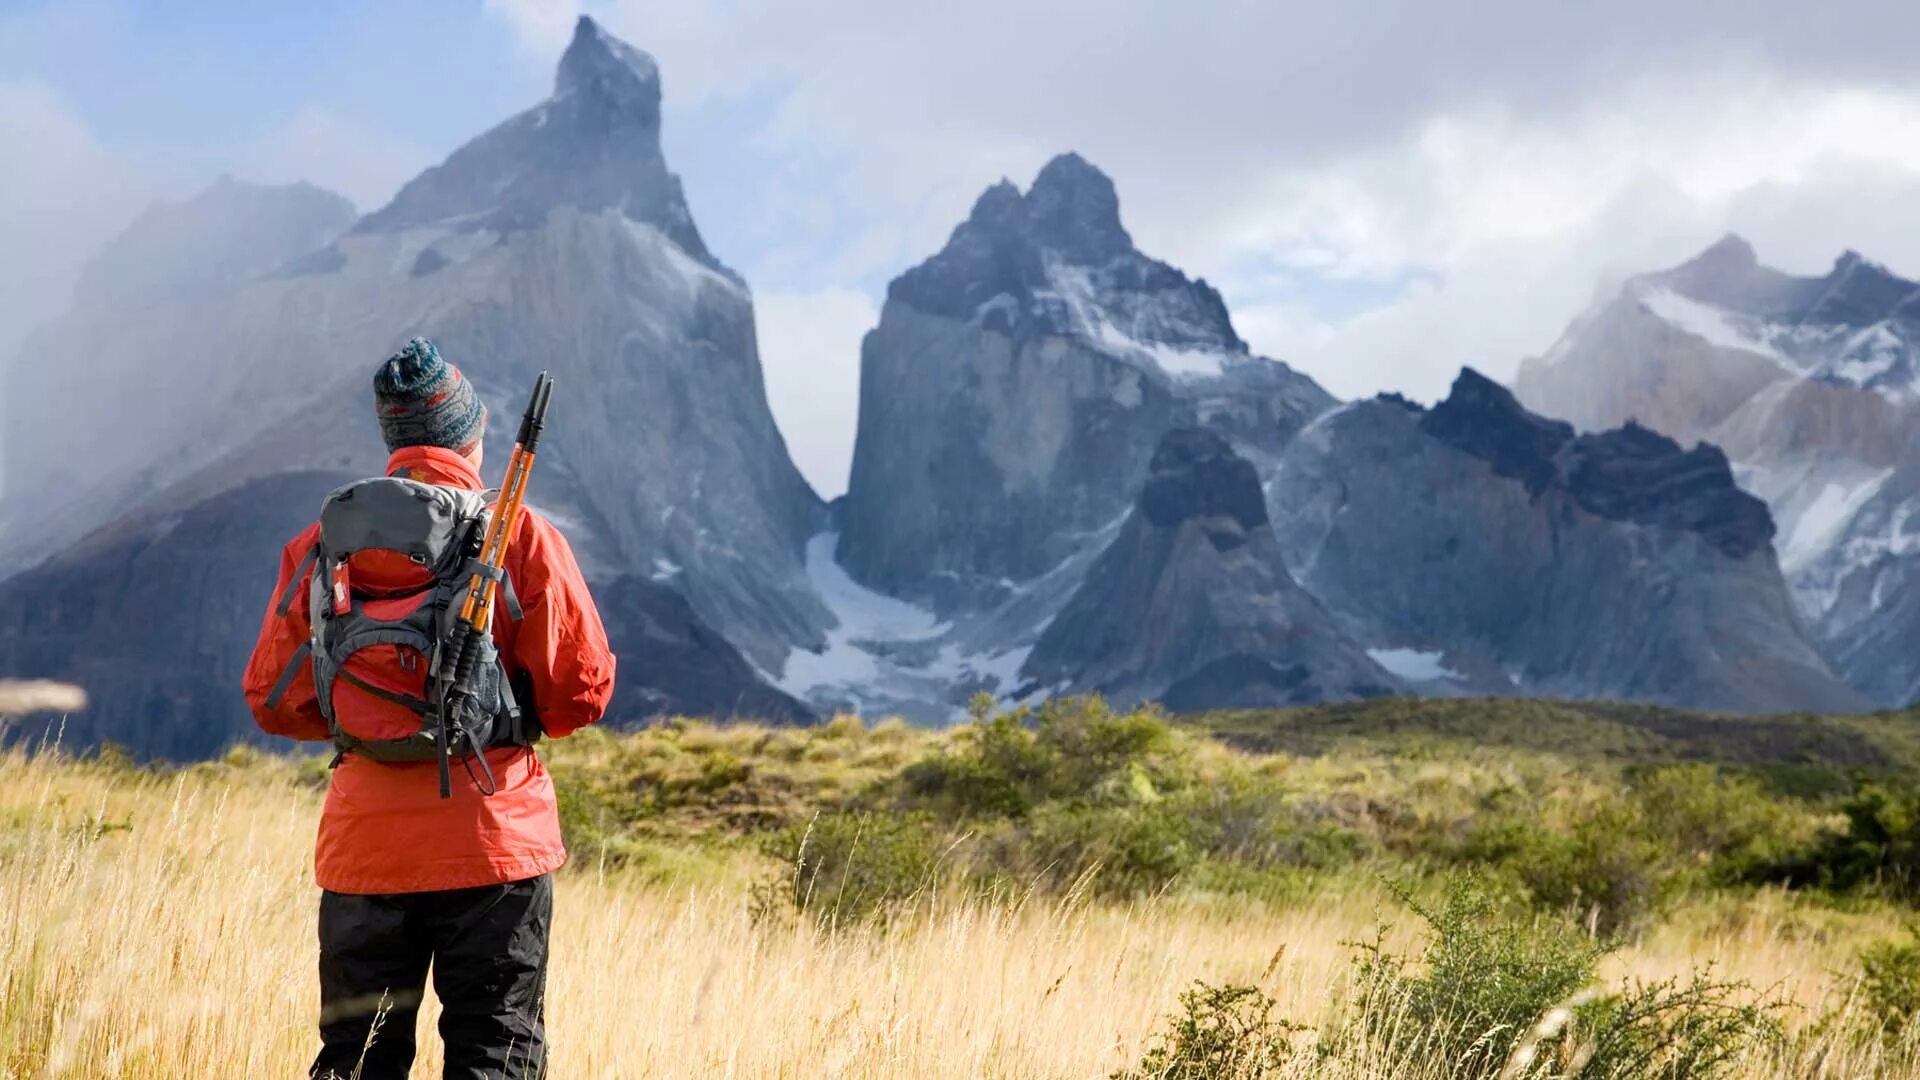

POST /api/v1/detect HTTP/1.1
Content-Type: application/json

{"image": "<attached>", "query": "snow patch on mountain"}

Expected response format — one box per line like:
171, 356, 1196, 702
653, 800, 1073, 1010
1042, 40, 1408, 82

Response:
1366, 647, 1462, 683
620, 217, 743, 297
1040, 258, 1237, 379
1832, 325, 1904, 384
779, 514, 1130, 721
1629, 280, 1919, 404
776, 533, 946, 710
1638, 287, 1799, 371
1778, 468, 1896, 575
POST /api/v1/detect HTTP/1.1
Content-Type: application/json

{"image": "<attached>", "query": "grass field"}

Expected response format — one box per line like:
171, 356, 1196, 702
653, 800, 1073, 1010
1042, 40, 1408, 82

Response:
6, 698, 1920, 1077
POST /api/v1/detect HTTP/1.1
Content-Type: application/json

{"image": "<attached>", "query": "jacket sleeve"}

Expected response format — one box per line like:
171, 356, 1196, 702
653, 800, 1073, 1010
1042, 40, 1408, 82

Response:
507, 516, 616, 738
241, 526, 331, 742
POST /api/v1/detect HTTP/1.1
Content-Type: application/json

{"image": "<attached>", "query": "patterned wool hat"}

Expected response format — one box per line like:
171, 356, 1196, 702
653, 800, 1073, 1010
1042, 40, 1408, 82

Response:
372, 337, 487, 453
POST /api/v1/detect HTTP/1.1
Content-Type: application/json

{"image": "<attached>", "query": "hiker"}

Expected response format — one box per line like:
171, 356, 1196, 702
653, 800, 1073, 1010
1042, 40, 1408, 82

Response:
243, 338, 616, 1079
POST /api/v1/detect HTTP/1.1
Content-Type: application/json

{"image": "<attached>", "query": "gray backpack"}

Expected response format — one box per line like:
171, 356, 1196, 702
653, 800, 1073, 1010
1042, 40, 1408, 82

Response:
279, 476, 533, 784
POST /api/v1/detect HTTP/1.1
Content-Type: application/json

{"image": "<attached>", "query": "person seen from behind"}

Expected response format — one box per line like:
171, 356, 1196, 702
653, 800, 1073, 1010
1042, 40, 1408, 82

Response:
243, 337, 616, 1079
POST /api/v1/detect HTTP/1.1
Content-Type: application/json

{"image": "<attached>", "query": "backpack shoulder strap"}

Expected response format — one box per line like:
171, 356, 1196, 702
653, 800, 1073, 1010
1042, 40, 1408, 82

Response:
275, 542, 321, 617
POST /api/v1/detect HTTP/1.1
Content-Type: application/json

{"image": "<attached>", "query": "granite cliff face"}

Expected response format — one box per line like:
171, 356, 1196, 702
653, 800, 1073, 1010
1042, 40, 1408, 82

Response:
837, 154, 1333, 611
0, 17, 821, 753
1515, 237, 1920, 705
762, 154, 1335, 720
1271, 370, 1863, 713
1023, 428, 1397, 709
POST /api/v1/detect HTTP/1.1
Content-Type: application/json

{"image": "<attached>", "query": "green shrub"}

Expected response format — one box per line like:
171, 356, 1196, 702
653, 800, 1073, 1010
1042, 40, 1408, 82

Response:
1770, 784, 1920, 900
772, 810, 940, 928
1333, 877, 1775, 1079
897, 696, 1184, 823
1114, 982, 1299, 1080
899, 711, 1045, 819
1338, 877, 1602, 1076
1458, 807, 1666, 935
554, 772, 617, 863
1859, 933, 1920, 1038
1175, 775, 1364, 872
1026, 801, 1200, 897
1631, 765, 1804, 883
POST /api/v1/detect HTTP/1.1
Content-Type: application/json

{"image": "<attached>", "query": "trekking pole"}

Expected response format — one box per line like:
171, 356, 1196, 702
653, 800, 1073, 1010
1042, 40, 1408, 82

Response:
437, 371, 554, 797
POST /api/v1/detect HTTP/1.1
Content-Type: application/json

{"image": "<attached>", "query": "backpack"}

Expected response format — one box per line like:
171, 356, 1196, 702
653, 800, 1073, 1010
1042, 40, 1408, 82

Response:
279, 476, 535, 786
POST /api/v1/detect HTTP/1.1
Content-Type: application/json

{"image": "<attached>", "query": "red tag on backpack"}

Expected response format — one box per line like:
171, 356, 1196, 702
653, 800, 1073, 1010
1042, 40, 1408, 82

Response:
331, 561, 352, 616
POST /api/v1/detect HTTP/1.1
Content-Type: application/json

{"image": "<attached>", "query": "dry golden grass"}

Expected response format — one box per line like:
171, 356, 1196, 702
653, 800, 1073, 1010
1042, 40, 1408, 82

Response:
0, 746, 1912, 1079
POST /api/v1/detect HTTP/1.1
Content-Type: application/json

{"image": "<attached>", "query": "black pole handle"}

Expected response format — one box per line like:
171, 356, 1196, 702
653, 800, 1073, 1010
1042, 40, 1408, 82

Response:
516, 372, 554, 454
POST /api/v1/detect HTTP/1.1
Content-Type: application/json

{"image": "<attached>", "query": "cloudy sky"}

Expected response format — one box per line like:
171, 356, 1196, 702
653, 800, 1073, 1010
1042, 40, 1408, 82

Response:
5, 0, 1920, 494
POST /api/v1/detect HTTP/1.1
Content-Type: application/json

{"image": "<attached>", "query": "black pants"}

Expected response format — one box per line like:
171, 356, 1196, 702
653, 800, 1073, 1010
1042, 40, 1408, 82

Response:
312, 875, 552, 1080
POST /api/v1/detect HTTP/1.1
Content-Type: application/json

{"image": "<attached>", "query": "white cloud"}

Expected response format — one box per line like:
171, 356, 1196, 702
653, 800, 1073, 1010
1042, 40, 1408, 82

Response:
1221, 75, 1920, 402
483, 0, 584, 56
754, 286, 879, 497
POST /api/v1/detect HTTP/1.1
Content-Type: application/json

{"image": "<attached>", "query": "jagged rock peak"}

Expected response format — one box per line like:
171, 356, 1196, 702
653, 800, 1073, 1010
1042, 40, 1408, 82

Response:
1558, 424, 1775, 558
1024, 152, 1132, 262
1642, 235, 1917, 326
889, 152, 1245, 356
1421, 369, 1773, 557
1139, 428, 1268, 533
1420, 368, 1573, 493
352, 16, 728, 276
557, 15, 660, 107
1803, 249, 1916, 326
1681, 233, 1759, 275
952, 153, 1132, 263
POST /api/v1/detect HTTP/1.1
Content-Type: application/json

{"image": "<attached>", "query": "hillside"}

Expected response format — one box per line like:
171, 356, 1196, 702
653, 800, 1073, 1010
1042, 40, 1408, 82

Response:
8, 696, 1920, 1077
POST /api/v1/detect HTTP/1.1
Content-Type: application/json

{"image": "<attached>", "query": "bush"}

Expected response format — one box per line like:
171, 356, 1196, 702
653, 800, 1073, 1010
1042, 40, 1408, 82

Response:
1631, 765, 1805, 884
1114, 982, 1299, 1080
1769, 784, 1920, 900
771, 810, 940, 928
1458, 807, 1667, 935
1025, 801, 1200, 897
1860, 933, 1920, 1038
1333, 877, 1776, 1080
1176, 775, 1364, 873
897, 696, 1183, 822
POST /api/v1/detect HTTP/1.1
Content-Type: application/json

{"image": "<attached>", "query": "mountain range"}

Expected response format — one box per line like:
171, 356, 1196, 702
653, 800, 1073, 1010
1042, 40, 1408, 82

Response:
0, 17, 1903, 757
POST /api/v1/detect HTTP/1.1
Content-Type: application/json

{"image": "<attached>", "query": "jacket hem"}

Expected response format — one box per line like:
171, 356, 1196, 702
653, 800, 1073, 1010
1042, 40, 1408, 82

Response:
317, 849, 568, 896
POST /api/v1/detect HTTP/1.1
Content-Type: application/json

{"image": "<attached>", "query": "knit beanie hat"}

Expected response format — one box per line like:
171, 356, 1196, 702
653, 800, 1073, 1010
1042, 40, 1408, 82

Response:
372, 337, 487, 453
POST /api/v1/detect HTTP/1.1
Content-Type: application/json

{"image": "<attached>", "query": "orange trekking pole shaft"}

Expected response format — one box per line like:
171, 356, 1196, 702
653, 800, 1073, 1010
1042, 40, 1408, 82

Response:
458, 373, 554, 631
439, 371, 553, 797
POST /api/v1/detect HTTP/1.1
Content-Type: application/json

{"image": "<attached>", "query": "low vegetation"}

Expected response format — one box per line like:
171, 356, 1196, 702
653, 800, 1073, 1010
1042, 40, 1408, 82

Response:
5, 694, 1920, 1076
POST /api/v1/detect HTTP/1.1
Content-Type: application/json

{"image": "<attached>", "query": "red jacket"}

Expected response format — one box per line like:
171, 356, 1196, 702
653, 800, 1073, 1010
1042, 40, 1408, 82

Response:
242, 445, 616, 894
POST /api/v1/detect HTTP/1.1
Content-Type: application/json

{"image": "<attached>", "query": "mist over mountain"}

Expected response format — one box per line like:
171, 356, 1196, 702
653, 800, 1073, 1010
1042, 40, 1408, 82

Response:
0, 17, 822, 752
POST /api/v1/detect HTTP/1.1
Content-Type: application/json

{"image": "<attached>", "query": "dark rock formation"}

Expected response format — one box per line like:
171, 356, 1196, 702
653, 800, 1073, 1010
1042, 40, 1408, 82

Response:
1023, 428, 1396, 710
1270, 380, 1865, 714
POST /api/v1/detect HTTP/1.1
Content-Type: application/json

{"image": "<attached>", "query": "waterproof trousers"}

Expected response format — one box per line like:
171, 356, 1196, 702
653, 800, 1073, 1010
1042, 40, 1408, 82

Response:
310, 874, 551, 1079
